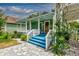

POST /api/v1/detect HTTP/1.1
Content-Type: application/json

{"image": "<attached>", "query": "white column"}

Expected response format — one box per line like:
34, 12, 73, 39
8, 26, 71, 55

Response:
17, 24, 18, 31
5, 23, 7, 32
53, 4, 56, 44
53, 5, 56, 33
26, 21, 27, 33
29, 20, 31, 30
38, 17, 40, 34
20, 23, 22, 32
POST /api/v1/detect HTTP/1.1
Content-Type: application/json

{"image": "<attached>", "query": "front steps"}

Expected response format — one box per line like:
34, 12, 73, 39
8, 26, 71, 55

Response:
28, 33, 46, 48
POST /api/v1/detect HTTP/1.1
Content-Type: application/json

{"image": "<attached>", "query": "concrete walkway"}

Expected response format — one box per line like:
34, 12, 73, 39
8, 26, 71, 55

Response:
0, 42, 54, 56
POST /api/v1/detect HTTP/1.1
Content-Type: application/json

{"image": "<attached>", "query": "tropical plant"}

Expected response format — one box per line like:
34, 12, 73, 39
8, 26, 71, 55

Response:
20, 34, 27, 41
52, 5, 70, 55
0, 32, 12, 42
52, 36, 69, 55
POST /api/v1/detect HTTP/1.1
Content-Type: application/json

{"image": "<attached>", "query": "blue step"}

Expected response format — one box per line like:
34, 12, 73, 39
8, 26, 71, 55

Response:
28, 40, 45, 48
28, 33, 46, 49
40, 32, 46, 34
32, 36, 45, 41
29, 38, 45, 44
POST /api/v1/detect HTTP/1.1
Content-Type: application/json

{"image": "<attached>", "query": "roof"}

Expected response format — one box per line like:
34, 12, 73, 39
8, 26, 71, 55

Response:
5, 16, 17, 23
17, 12, 54, 23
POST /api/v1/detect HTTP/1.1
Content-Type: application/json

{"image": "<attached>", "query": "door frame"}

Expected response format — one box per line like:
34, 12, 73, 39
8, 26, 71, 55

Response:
44, 21, 50, 32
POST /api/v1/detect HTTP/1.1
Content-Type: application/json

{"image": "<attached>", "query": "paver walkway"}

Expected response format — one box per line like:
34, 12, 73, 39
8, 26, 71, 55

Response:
0, 42, 54, 56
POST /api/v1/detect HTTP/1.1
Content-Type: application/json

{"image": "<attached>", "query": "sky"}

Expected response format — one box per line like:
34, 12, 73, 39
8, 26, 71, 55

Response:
0, 3, 54, 18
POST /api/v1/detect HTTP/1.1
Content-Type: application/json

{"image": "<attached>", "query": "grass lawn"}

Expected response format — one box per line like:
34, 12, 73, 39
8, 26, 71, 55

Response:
0, 40, 20, 49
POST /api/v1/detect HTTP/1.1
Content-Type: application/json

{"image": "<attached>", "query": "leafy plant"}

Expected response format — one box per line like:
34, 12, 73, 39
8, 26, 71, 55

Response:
20, 34, 27, 41
52, 36, 70, 56
12, 31, 18, 38
52, 6, 70, 55
0, 17, 5, 34
0, 32, 12, 42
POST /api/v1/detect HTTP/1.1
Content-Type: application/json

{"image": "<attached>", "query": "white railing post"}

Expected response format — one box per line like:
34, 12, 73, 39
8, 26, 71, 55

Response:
27, 29, 40, 41
38, 17, 40, 34
29, 20, 31, 30
45, 29, 52, 50
27, 30, 33, 41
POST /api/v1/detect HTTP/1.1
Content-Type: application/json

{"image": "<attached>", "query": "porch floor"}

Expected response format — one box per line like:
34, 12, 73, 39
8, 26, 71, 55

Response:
0, 42, 53, 56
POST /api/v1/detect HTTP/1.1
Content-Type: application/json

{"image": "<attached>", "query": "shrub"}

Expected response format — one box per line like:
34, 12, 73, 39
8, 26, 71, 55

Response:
52, 36, 70, 56
0, 32, 12, 42
17, 32, 23, 38
20, 34, 27, 41
12, 31, 18, 38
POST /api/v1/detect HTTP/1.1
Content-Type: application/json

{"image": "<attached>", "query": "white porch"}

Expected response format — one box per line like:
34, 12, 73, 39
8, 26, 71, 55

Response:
4, 12, 54, 50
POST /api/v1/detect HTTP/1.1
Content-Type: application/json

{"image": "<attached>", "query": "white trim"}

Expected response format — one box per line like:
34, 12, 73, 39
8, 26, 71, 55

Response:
26, 21, 27, 32
45, 29, 52, 50
38, 17, 40, 33
29, 20, 31, 30
44, 21, 50, 32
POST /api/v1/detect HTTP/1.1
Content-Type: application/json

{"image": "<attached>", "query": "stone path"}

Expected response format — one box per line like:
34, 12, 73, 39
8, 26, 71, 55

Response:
0, 42, 54, 56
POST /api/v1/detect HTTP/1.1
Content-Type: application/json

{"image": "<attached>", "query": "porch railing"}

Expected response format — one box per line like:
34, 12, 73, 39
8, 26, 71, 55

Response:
45, 29, 52, 50
32, 29, 40, 36
27, 29, 40, 41
27, 30, 33, 41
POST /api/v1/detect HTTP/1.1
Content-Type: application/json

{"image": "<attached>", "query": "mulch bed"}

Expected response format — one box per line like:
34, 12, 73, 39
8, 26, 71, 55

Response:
0, 40, 21, 49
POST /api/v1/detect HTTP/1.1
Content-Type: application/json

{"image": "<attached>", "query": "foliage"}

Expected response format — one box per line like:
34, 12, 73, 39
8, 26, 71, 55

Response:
52, 9, 70, 55
69, 21, 79, 29
20, 34, 27, 41
12, 31, 18, 38
52, 35, 70, 55
0, 17, 5, 33
17, 32, 23, 38
0, 32, 12, 42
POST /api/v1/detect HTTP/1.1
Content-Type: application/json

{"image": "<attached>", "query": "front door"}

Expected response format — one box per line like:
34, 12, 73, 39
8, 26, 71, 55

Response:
44, 21, 50, 34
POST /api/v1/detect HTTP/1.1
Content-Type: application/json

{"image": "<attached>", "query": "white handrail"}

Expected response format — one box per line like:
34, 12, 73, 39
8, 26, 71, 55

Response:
46, 29, 52, 50
27, 29, 40, 41
27, 30, 33, 41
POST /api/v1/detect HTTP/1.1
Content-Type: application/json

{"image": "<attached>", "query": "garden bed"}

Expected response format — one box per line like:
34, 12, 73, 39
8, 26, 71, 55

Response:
0, 40, 20, 49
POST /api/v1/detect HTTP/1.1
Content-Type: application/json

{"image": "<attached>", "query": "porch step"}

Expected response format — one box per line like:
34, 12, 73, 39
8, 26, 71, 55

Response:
28, 40, 45, 48
29, 38, 45, 44
32, 36, 45, 41
28, 33, 46, 48
40, 32, 46, 36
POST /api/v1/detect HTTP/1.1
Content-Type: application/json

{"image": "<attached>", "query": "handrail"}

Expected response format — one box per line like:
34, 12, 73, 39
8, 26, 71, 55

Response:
45, 29, 52, 50
27, 30, 33, 41
27, 29, 40, 41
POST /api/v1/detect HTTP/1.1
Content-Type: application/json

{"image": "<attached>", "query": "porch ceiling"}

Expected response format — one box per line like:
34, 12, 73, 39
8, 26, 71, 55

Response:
17, 12, 54, 23
64, 4, 79, 21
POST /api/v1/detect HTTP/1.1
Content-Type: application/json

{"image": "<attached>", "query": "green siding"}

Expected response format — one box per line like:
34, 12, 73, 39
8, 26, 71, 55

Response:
6, 23, 26, 32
